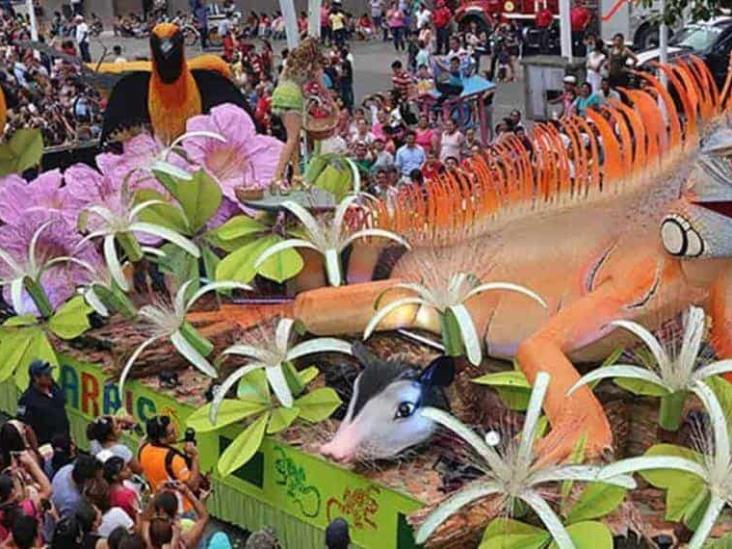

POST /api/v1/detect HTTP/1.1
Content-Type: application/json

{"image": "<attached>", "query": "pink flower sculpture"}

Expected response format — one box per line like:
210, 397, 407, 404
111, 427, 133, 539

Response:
96, 133, 165, 188
183, 103, 283, 205
0, 213, 102, 315
64, 163, 125, 216
0, 170, 81, 227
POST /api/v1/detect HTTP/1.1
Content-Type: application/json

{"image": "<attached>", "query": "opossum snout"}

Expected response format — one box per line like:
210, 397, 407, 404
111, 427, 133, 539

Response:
319, 439, 356, 463
320, 422, 360, 463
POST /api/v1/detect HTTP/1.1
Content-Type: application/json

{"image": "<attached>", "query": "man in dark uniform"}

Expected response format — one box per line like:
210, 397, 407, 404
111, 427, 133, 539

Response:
17, 360, 70, 445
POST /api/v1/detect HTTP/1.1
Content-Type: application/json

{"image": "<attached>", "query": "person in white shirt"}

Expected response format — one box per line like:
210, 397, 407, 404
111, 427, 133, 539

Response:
112, 45, 127, 64
350, 118, 375, 145
12, 56, 28, 87
439, 118, 464, 163
75, 15, 91, 63
370, 137, 394, 173
321, 133, 348, 154
585, 40, 607, 92
370, 0, 386, 41
416, 5, 431, 30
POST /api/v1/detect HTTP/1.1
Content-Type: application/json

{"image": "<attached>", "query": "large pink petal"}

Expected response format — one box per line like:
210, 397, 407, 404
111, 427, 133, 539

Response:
210, 103, 255, 145
0, 175, 32, 224
64, 164, 105, 206
187, 103, 255, 147
31, 170, 63, 196
124, 133, 162, 159
241, 136, 283, 188
94, 151, 120, 176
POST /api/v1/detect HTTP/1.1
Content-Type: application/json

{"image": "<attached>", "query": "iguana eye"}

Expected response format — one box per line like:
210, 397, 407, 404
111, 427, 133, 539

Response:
661, 214, 704, 257
395, 402, 416, 419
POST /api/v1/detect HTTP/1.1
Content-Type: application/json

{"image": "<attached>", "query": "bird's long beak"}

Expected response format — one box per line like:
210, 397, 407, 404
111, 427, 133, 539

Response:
158, 38, 175, 60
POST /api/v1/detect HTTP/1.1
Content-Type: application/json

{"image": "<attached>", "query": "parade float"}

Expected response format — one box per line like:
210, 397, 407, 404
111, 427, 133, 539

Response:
6, 8, 732, 549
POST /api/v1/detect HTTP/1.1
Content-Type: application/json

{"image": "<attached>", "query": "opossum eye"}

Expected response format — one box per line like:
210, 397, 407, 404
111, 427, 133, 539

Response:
395, 401, 416, 419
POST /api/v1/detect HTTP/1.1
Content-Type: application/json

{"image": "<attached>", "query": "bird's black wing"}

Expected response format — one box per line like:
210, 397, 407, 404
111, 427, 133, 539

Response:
100, 71, 151, 145
191, 69, 247, 112
0, 83, 18, 109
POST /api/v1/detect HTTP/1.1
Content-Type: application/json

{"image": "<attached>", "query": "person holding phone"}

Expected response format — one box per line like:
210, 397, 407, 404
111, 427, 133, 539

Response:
141, 483, 209, 548
0, 451, 52, 546
86, 416, 141, 475
138, 417, 201, 514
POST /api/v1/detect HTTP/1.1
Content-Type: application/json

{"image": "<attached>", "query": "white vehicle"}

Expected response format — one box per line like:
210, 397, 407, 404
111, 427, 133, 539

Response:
599, 0, 665, 49
636, 17, 732, 87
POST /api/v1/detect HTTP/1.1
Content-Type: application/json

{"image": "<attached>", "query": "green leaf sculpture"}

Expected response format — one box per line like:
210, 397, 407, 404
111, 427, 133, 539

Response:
185, 317, 349, 477
0, 129, 44, 176
0, 295, 92, 387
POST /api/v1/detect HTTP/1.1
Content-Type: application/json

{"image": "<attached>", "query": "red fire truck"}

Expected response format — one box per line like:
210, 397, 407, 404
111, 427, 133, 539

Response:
453, 0, 560, 33
454, 0, 666, 50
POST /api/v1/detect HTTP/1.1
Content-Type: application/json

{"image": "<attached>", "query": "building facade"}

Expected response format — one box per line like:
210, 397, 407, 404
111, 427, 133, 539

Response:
40, 0, 369, 20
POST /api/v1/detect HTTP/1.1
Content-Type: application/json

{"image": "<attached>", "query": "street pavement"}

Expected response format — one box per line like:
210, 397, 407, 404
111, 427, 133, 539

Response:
90, 33, 525, 129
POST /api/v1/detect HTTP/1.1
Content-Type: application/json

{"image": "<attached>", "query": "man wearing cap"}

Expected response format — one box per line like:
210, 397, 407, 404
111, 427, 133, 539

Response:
17, 360, 70, 445
548, 75, 578, 117
74, 14, 91, 63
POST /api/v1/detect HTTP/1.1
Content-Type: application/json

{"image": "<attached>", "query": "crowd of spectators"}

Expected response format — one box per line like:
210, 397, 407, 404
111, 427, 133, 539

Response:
0, 0, 643, 192
0, 359, 226, 549
0, 6, 103, 146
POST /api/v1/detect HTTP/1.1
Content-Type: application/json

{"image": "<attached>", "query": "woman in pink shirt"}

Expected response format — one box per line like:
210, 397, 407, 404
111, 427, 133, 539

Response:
320, 3, 332, 45
103, 457, 139, 522
371, 109, 388, 141
386, 3, 405, 51
414, 114, 437, 155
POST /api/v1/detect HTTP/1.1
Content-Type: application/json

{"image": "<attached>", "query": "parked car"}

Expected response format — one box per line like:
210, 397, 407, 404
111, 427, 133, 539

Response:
637, 16, 732, 88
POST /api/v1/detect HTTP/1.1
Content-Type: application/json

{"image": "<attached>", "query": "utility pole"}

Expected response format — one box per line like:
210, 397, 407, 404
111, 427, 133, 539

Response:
280, 0, 299, 49
559, 0, 573, 60
27, 0, 39, 41
309, 0, 322, 38
659, 0, 668, 85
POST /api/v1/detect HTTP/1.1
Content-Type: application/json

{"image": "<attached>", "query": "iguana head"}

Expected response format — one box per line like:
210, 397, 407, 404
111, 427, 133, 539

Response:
661, 124, 732, 259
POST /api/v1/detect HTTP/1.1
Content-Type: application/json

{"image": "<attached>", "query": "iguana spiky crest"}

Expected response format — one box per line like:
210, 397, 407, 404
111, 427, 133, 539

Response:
369, 57, 728, 247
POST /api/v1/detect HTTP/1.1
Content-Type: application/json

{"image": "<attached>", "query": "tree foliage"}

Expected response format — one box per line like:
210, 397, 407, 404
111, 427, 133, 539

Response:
637, 0, 730, 28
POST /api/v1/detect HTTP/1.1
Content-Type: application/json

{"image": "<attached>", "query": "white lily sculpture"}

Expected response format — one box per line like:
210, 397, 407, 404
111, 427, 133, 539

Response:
0, 221, 79, 317
119, 279, 251, 396
57, 257, 145, 319
213, 317, 352, 415
596, 380, 731, 549
416, 372, 636, 547
364, 273, 546, 366
149, 130, 227, 181
81, 189, 200, 292
568, 306, 732, 430
253, 194, 409, 287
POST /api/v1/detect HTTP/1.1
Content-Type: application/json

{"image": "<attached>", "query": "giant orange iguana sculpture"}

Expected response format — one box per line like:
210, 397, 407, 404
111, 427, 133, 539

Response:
191, 56, 732, 464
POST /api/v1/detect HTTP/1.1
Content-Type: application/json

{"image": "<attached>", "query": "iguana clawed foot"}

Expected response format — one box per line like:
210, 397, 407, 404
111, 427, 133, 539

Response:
534, 402, 614, 466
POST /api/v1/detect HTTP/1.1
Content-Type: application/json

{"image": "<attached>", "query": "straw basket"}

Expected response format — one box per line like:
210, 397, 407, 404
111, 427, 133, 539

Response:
303, 96, 338, 141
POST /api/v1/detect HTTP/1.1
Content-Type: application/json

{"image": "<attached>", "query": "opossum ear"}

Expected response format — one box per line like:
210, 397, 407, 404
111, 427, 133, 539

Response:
351, 342, 380, 368
418, 356, 455, 388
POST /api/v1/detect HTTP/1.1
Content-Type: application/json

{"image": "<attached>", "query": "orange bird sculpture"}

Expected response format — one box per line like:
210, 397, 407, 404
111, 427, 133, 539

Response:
101, 23, 248, 145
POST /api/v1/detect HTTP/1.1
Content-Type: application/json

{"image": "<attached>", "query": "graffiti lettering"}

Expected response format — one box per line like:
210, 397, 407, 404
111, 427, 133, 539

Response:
60, 363, 158, 422
326, 486, 381, 530
81, 372, 100, 416
273, 446, 322, 518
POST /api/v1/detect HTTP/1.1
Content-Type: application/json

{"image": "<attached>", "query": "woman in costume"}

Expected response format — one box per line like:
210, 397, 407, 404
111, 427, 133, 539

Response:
270, 37, 328, 188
